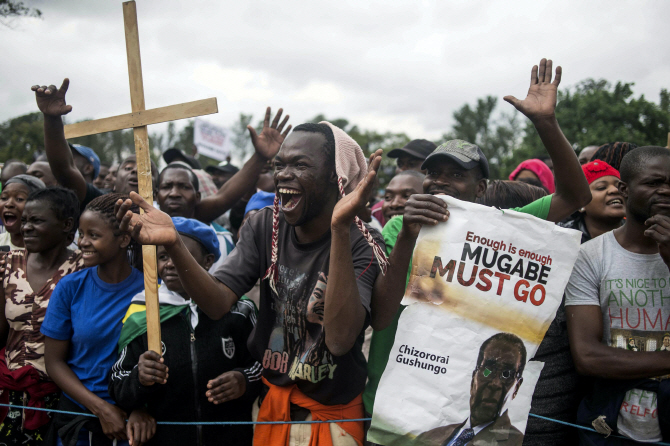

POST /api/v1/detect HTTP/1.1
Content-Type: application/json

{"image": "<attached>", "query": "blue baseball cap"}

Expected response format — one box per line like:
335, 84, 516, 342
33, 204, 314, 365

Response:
245, 191, 275, 216
172, 217, 221, 261
69, 144, 101, 179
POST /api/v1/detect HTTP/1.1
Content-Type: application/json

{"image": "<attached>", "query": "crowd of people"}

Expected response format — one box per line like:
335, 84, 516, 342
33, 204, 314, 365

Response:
0, 58, 667, 446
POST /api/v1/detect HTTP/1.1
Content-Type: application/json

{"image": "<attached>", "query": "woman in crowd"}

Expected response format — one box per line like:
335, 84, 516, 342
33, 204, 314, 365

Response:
559, 160, 625, 243
0, 187, 83, 445
509, 158, 555, 193
41, 194, 154, 446
0, 175, 46, 250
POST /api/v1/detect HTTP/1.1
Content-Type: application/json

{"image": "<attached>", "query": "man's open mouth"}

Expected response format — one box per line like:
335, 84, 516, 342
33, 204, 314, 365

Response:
279, 188, 303, 212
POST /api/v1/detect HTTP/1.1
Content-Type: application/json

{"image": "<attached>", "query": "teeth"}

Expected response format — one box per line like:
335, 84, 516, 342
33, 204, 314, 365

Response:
279, 188, 301, 195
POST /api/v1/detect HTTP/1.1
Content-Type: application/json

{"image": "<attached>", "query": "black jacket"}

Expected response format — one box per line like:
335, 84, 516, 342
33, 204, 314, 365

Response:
108, 299, 261, 446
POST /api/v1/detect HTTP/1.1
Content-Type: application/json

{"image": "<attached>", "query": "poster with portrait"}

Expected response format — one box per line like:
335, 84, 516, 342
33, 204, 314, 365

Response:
368, 196, 582, 446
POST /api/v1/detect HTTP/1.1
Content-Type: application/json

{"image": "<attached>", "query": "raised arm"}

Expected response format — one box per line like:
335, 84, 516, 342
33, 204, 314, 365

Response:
31, 79, 88, 202
566, 305, 670, 379
327, 151, 383, 356
504, 59, 591, 222
116, 193, 238, 319
194, 107, 291, 222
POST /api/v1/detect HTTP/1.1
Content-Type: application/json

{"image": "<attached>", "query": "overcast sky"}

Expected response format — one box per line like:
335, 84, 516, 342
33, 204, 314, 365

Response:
2, 0, 669, 143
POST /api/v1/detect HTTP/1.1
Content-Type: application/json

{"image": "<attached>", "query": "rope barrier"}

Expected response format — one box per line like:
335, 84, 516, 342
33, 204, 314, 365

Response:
1, 403, 669, 444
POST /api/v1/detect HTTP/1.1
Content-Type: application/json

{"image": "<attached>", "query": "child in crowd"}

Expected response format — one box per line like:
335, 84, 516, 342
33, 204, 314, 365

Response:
0, 175, 46, 250
41, 194, 154, 446
109, 217, 260, 446
0, 187, 83, 445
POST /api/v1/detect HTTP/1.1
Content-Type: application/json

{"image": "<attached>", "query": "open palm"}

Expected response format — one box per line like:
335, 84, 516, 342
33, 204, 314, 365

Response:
504, 59, 561, 121
332, 150, 383, 228
247, 107, 292, 160
116, 192, 178, 247
31, 78, 73, 117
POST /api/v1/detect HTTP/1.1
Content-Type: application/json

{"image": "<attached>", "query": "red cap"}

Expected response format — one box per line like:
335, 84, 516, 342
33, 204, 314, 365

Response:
582, 160, 620, 184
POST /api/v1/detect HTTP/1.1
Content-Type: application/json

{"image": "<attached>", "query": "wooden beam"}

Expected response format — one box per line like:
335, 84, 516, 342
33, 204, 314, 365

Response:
123, 0, 161, 354
64, 98, 218, 139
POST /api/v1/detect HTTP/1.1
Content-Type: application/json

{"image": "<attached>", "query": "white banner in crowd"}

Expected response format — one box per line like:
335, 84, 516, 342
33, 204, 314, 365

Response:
368, 196, 582, 446
193, 118, 232, 161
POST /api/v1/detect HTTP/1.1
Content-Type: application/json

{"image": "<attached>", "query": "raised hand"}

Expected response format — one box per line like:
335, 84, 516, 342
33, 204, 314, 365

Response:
401, 195, 449, 239
138, 351, 168, 386
645, 215, 670, 268
31, 78, 73, 117
331, 150, 383, 229
247, 107, 292, 160
504, 58, 561, 122
206, 371, 246, 404
115, 192, 179, 247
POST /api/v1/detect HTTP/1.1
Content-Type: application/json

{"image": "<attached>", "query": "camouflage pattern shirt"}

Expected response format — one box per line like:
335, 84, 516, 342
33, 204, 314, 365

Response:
3, 249, 84, 378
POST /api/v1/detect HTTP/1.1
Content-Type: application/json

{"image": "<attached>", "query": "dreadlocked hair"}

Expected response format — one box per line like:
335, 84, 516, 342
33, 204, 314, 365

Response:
592, 142, 639, 171
27, 187, 80, 236
84, 193, 143, 271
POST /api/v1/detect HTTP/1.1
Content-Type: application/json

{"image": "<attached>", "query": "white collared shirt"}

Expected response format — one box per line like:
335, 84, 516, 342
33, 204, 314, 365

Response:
446, 417, 494, 446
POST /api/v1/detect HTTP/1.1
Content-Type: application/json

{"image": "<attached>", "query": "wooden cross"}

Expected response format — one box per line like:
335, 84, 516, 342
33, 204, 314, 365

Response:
63, 1, 218, 353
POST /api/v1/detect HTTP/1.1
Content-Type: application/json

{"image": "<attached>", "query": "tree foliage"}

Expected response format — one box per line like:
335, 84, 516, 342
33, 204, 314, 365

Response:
1, 0, 41, 26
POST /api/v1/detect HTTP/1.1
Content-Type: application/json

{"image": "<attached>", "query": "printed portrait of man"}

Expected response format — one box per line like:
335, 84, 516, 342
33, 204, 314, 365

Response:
658, 334, 670, 351
416, 333, 527, 446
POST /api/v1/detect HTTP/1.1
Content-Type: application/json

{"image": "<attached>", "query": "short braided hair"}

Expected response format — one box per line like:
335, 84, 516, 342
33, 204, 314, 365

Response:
84, 193, 143, 270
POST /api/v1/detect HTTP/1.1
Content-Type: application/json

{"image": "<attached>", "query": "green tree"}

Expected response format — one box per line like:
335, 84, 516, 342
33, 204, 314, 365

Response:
0, 112, 44, 162
512, 80, 670, 175
1, 0, 41, 26
440, 96, 523, 179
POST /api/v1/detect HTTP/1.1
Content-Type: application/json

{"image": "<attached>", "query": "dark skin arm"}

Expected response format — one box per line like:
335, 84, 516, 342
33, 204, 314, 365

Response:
31, 79, 88, 203
44, 337, 128, 441
504, 58, 591, 222
194, 107, 291, 222
116, 193, 238, 319
327, 150, 383, 356
566, 305, 670, 379
370, 195, 449, 330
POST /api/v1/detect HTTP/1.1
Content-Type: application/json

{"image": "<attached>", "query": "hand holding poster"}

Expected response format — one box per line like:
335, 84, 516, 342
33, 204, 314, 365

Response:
193, 118, 232, 161
368, 196, 582, 446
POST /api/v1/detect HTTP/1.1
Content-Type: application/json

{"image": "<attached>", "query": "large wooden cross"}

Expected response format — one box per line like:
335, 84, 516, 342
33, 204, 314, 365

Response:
64, 1, 218, 353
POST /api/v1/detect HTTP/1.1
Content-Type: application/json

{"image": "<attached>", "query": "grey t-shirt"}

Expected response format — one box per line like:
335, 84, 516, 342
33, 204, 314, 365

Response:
565, 231, 670, 442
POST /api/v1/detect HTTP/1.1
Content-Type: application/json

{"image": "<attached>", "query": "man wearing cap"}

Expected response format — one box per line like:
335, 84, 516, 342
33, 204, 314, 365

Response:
387, 139, 437, 175
70, 144, 101, 185
371, 140, 435, 227
206, 163, 240, 189
110, 217, 261, 446
364, 60, 591, 444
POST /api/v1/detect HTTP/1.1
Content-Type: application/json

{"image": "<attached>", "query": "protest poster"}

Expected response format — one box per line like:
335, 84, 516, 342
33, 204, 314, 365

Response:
193, 118, 232, 161
368, 196, 582, 446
